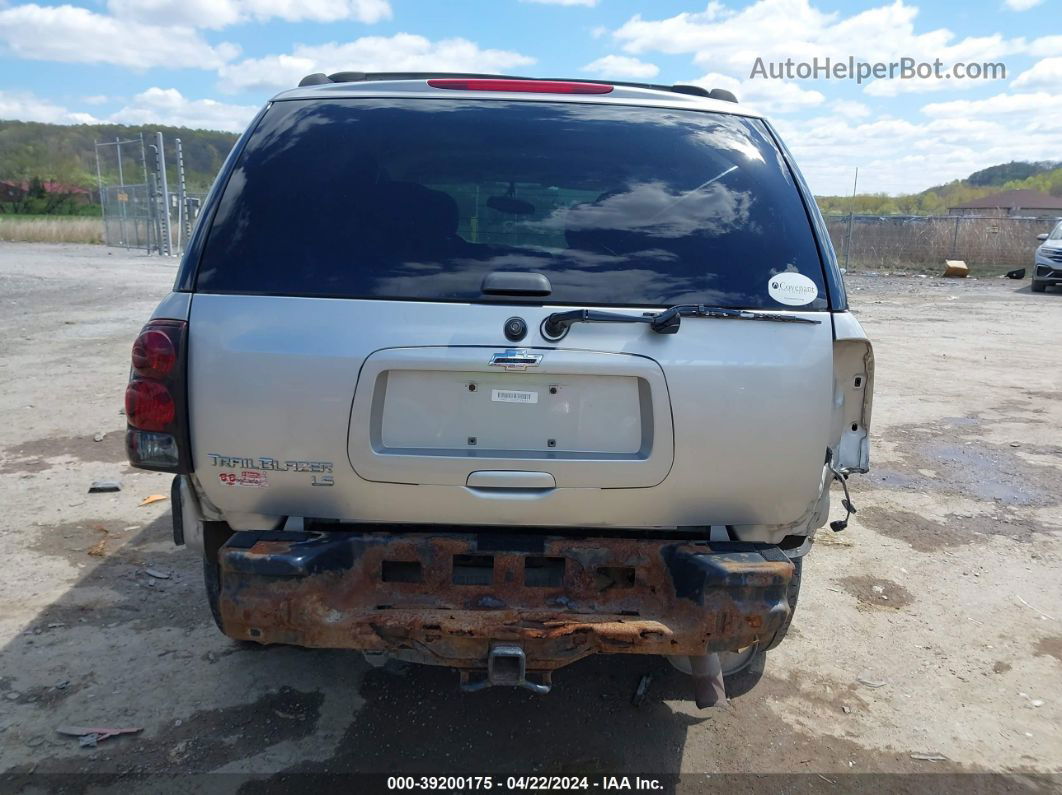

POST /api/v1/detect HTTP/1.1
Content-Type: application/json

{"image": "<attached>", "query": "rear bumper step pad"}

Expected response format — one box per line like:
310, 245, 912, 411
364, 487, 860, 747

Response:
217, 530, 795, 670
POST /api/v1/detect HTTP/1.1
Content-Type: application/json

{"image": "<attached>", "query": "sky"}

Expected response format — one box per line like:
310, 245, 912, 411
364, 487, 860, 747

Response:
0, 0, 1059, 195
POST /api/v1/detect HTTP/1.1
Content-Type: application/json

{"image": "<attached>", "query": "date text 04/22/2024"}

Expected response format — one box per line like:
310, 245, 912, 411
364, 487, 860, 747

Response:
385, 776, 664, 791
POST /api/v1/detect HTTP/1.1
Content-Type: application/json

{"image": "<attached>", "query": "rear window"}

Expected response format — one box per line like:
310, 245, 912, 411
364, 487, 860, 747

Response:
197, 98, 827, 310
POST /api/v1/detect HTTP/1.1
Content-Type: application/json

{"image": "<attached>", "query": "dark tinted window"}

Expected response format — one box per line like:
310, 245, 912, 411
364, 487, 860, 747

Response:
197, 98, 826, 309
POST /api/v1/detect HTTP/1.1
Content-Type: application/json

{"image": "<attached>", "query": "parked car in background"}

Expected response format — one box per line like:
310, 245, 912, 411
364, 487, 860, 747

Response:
1033, 220, 1062, 292
124, 72, 875, 708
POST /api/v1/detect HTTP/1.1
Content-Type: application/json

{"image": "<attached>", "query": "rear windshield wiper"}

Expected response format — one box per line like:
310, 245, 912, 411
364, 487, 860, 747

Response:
541, 304, 819, 340
649, 304, 821, 333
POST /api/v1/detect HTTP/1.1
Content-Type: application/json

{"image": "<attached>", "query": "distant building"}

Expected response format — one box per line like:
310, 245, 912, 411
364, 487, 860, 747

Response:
0, 179, 93, 205
948, 189, 1062, 218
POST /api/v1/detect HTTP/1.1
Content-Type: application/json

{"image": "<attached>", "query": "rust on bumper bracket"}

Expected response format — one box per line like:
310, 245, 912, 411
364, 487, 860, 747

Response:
217, 529, 795, 672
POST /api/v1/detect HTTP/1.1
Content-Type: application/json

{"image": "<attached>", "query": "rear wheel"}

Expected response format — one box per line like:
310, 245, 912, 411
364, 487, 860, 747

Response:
721, 646, 767, 698
202, 521, 233, 633
666, 555, 803, 699
764, 555, 803, 651
1031, 280, 1047, 293
666, 644, 766, 699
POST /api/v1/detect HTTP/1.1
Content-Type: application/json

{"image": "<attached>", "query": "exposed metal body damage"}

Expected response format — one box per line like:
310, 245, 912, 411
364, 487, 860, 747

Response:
216, 529, 795, 680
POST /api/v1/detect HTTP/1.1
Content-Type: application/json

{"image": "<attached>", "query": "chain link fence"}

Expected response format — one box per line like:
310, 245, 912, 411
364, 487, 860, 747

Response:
95, 133, 206, 257
825, 214, 1060, 273
100, 183, 154, 249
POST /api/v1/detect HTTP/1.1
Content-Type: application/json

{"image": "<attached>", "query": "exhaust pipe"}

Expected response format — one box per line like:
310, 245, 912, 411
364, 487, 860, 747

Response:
688, 652, 727, 708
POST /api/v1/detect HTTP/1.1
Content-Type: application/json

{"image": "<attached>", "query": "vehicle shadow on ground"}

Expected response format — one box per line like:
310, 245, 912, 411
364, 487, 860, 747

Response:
0, 511, 712, 782
1013, 284, 1062, 295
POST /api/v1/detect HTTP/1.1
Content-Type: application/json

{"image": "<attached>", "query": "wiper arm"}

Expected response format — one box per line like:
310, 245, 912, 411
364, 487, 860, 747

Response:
541, 308, 655, 341
649, 304, 821, 334
541, 304, 820, 340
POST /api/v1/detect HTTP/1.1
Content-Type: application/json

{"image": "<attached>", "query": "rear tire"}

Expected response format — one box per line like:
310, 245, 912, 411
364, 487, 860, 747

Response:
722, 646, 766, 699
764, 555, 803, 651
201, 521, 233, 634
1031, 280, 1047, 293
665, 555, 803, 699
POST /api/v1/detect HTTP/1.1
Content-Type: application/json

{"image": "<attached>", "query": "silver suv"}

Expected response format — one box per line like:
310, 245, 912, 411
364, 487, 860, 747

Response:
125, 73, 874, 707
1033, 220, 1062, 293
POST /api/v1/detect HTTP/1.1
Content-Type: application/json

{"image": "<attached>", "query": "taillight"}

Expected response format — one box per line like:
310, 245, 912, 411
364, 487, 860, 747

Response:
125, 380, 175, 430
427, 78, 614, 94
131, 329, 176, 378
125, 319, 190, 473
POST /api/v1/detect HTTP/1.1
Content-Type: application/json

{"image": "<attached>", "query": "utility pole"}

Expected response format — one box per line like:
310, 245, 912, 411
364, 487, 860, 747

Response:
94, 140, 105, 246
115, 137, 127, 246
139, 133, 151, 253
844, 167, 859, 271
155, 132, 172, 256
175, 138, 189, 253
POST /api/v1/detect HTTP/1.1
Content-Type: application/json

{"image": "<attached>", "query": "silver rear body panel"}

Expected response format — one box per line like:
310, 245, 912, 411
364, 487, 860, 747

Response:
166, 81, 872, 544
185, 295, 847, 541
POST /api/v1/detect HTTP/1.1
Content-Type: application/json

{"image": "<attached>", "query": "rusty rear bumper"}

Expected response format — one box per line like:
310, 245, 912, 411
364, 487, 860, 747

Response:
217, 530, 795, 671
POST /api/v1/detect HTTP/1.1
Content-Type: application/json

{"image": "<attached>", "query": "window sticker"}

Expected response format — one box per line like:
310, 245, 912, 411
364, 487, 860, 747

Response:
767, 272, 818, 306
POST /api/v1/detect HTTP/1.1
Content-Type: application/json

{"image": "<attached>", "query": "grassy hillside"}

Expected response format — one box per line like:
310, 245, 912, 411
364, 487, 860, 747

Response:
817, 161, 1062, 216
2, 117, 1059, 221
0, 119, 238, 195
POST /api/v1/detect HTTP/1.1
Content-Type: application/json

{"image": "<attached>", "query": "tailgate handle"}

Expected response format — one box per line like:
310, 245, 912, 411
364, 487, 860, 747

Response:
466, 470, 556, 489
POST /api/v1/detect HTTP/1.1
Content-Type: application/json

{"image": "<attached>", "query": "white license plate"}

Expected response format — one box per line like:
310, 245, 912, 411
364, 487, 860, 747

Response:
491, 388, 538, 404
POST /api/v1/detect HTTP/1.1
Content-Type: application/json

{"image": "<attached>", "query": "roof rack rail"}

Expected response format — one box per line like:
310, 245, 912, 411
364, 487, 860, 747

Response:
296, 72, 738, 102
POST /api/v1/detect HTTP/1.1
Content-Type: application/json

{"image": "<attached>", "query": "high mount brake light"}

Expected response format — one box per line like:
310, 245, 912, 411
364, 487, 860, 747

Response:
125, 319, 191, 473
427, 79, 613, 95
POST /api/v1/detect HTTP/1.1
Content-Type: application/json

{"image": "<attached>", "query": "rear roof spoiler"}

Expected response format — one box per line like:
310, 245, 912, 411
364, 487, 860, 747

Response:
296, 72, 738, 103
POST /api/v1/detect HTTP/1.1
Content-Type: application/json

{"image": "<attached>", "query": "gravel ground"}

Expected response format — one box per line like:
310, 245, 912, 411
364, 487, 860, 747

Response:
0, 243, 1059, 790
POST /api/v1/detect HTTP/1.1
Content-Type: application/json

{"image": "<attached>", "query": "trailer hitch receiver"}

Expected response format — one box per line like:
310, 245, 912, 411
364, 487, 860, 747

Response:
459, 644, 552, 694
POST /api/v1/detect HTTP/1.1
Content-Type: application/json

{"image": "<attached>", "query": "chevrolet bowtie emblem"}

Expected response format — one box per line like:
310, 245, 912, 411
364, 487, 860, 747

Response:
488, 349, 543, 371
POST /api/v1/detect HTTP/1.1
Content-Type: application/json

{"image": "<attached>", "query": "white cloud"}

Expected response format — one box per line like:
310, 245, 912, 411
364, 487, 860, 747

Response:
920, 90, 1052, 119
613, 0, 1024, 97
863, 75, 962, 97
110, 87, 258, 131
0, 4, 238, 69
106, 0, 391, 30
82, 95, 110, 106
1028, 35, 1062, 57
830, 99, 870, 118
521, 0, 597, 6
1003, 0, 1042, 10
217, 34, 535, 94
583, 55, 659, 79
0, 90, 99, 124
694, 71, 825, 113
771, 91, 1062, 194
0, 86, 258, 131
1012, 57, 1062, 90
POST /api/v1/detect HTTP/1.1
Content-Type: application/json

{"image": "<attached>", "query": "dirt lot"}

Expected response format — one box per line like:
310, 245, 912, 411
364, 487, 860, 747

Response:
0, 243, 1060, 789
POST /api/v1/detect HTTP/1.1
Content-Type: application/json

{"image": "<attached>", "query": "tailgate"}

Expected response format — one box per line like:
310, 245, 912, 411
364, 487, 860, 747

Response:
348, 347, 672, 487
187, 296, 832, 530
